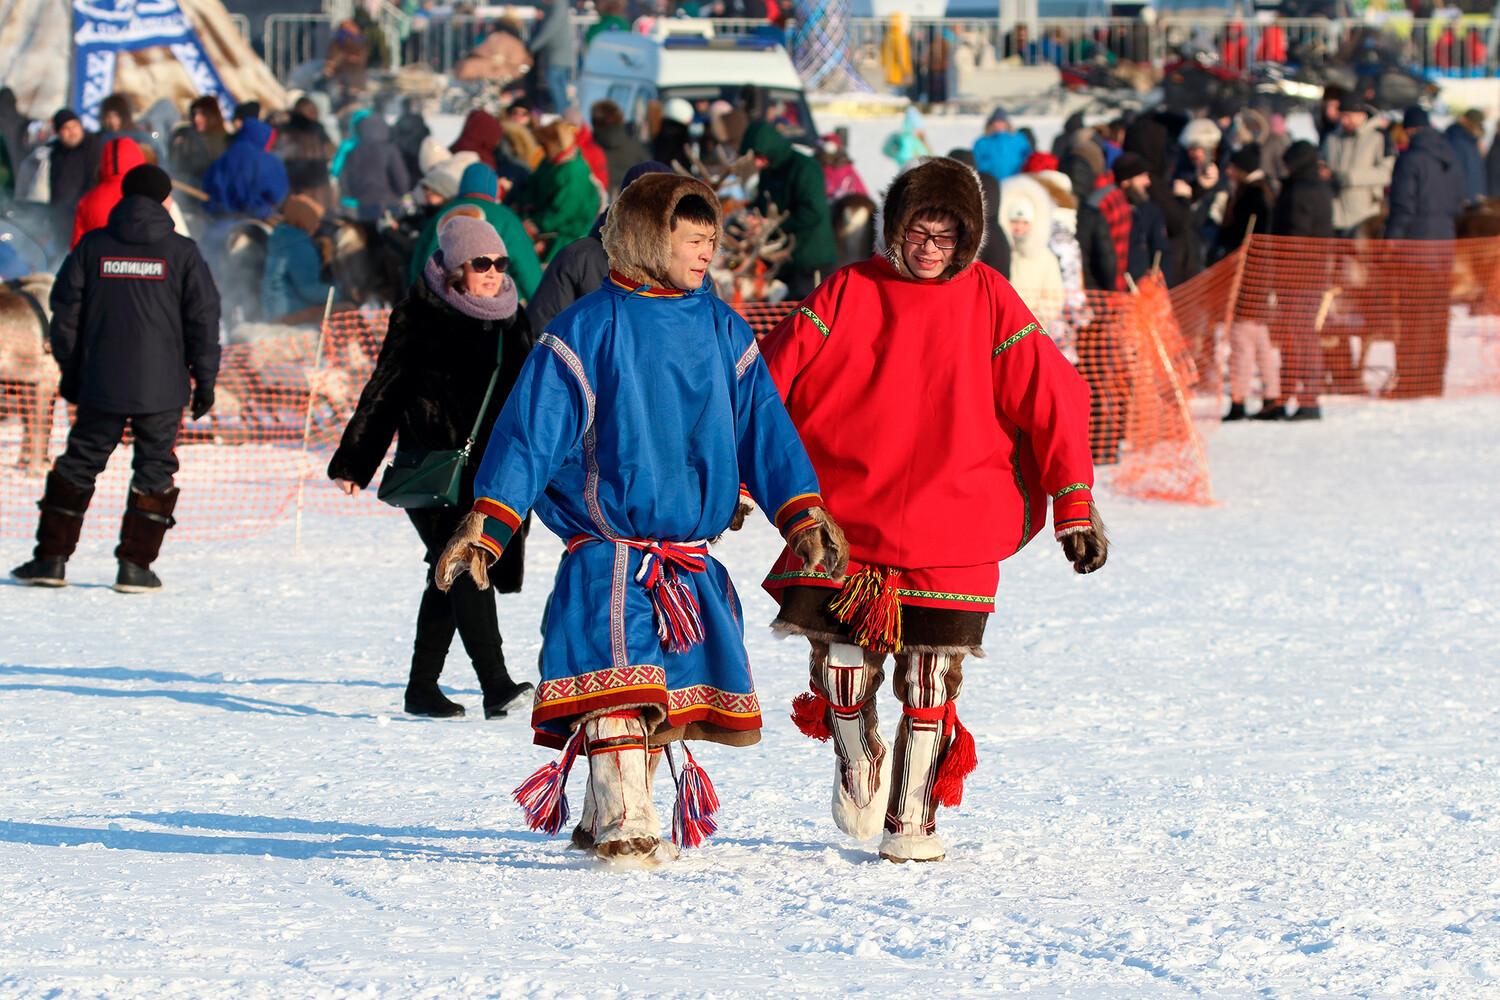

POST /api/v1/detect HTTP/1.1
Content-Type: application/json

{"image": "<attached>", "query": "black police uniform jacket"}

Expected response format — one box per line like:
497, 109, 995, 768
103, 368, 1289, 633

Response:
50, 195, 221, 414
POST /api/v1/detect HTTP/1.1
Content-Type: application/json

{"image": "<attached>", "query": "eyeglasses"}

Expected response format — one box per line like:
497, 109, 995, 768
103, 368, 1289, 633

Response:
468, 256, 508, 273
903, 229, 958, 251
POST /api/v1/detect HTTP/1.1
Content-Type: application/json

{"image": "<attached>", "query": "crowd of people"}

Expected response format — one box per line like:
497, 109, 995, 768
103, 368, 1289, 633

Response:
13, 44, 1492, 864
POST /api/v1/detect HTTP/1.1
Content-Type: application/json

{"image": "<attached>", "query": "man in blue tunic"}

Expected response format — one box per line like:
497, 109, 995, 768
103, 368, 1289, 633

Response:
437, 174, 849, 863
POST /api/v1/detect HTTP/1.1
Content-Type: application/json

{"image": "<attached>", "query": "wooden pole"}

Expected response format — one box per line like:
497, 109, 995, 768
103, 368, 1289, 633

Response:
294, 287, 336, 556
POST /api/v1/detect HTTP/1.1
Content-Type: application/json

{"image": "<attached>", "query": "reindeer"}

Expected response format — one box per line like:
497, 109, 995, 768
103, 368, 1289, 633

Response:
0, 274, 59, 477
712, 201, 795, 303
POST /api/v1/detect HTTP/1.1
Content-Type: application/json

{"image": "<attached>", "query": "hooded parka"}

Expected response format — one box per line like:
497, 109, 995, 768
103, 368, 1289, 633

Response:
740, 122, 838, 276
1386, 129, 1468, 240
71, 137, 146, 248
760, 157, 1095, 626
202, 119, 289, 218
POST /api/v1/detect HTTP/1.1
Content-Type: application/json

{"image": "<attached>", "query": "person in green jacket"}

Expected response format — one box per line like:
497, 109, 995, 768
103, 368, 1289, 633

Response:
407, 162, 542, 300
519, 122, 599, 263
740, 120, 838, 300
585, 0, 628, 44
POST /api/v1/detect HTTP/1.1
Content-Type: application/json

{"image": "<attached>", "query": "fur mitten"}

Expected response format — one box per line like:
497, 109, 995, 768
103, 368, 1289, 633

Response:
1058, 501, 1108, 574
729, 501, 753, 531
790, 507, 850, 583
436, 511, 497, 591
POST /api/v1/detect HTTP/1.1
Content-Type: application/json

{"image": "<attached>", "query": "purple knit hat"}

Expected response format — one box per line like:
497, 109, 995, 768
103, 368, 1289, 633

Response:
438, 214, 507, 265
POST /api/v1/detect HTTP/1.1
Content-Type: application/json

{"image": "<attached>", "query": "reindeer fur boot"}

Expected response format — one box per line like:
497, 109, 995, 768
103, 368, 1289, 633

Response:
880, 651, 966, 863
571, 745, 663, 852
583, 711, 666, 862
811, 640, 889, 841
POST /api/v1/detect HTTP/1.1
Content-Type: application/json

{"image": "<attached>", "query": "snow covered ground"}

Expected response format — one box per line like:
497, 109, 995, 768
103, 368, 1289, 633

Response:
2, 395, 1499, 999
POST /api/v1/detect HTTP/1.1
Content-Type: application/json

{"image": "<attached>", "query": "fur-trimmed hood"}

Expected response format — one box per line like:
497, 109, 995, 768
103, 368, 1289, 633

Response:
998, 174, 1056, 259
877, 156, 987, 280
601, 173, 721, 288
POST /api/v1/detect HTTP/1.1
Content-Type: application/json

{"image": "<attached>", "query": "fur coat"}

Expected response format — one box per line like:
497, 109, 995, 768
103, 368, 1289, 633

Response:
328, 270, 535, 590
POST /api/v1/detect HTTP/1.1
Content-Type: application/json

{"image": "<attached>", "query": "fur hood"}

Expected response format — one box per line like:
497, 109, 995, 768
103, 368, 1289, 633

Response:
998, 174, 1055, 260
601, 173, 721, 288
877, 156, 987, 280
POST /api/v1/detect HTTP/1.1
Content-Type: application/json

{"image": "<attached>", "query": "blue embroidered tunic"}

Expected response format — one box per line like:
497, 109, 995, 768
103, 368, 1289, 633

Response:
468, 273, 824, 747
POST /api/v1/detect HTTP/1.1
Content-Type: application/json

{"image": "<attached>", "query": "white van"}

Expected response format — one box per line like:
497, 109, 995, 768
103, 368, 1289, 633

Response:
576, 21, 819, 147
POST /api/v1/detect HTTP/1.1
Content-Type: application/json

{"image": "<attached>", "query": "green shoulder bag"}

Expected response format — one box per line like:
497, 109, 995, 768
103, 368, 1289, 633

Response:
376, 344, 502, 510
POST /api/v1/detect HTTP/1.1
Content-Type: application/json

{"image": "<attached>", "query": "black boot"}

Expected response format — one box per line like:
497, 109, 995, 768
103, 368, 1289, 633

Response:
1252, 401, 1286, 421
1287, 403, 1322, 421
1222, 401, 1247, 421
482, 679, 535, 720
11, 471, 94, 587
113, 486, 178, 593
405, 651, 466, 717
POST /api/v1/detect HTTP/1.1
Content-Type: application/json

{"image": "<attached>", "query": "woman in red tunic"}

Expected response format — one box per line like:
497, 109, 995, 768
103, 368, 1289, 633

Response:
759, 156, 1109, 862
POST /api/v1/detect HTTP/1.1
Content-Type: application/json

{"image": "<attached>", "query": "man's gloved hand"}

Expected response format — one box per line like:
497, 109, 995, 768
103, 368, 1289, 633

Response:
59, 371, 80, 404
436, 511, 496, 591
191, 384, 214, 420
729, 501, 753, 531
1059, 501, 1108, 575
789, 507, 850, 584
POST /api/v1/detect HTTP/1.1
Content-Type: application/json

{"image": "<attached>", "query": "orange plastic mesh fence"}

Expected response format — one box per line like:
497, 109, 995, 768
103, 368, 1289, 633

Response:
6, 240, 1498, 539
1220, 235, 1500, 401
733, 301, 797, 339
0, 308, 396, 541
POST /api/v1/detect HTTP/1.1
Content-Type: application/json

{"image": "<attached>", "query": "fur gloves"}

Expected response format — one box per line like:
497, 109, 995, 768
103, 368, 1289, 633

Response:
790, 507, 850, 583
436, 511, 496, 591
1058, 501, 1108, 574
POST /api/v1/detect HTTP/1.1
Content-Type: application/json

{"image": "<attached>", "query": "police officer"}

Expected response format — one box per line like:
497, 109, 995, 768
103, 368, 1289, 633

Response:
11, 164, 220, 592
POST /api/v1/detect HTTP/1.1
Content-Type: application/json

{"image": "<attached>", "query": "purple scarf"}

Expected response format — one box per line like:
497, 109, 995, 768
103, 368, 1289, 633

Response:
424, 252, 518, 322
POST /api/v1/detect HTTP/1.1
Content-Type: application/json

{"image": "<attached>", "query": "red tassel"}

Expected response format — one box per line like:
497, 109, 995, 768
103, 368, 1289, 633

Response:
930, 705, 978, 807
511, 727, 584, 835
790, 690, 832, 741
667, 744, 721, 848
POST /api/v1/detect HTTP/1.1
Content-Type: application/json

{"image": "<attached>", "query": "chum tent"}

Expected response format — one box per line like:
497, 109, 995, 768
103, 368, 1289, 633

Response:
0, 0, 285, 126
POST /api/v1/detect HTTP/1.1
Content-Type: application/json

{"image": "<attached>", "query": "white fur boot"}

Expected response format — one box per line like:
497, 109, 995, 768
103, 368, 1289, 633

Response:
584, 712, 663, 862
821, 641, 888, 840
879, 651, 965, 863
570, 745, 664, 853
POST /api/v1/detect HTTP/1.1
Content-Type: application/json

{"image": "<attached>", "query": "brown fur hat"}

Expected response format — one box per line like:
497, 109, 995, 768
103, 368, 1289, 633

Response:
601, 173, 722, 288
879, 156, 987, 280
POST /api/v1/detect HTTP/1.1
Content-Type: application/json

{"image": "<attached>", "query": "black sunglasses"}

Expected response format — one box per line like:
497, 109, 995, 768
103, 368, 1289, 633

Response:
468, 256, 509, 273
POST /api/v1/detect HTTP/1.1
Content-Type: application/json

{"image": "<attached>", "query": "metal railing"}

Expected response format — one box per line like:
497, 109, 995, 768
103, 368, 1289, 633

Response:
229, 13, 250, 42
261, 13, 1500, 95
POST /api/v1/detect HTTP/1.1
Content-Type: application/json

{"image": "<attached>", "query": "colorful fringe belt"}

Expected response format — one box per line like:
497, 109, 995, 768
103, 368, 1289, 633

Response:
568, 534, 709, 654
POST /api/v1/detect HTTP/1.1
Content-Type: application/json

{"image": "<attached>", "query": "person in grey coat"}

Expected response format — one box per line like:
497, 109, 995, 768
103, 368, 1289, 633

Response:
1318, 101, 1392, 238
531, 0, 576, 113
340, 114, 412, 220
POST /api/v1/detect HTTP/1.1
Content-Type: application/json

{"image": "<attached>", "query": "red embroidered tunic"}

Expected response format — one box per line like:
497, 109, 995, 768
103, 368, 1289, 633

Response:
759, 255, 1095, 612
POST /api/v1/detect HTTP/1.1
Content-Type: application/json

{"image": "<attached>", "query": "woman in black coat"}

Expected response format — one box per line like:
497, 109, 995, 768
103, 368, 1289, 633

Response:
329, 216, 534, 718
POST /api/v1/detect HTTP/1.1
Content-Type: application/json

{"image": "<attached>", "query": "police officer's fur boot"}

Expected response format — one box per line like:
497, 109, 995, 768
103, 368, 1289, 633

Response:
11, 471, 94, 587
113, 486, 178, 593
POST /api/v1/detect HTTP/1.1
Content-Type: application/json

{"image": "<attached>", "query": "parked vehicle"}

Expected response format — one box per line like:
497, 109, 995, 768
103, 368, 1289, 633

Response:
576, 21, 819, 148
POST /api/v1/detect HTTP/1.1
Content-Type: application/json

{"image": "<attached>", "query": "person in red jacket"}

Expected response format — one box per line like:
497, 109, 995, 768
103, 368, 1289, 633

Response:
563, 107, 609, 191
759, 156, 1108, 863
72, 137, 145, 248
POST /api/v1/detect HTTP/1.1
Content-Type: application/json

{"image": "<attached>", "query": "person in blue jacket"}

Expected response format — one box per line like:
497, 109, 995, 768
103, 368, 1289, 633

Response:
436, 174, 850, 865
202, 118, 289, 219
261, 194, 334, 323
972, 107, 1032, 181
